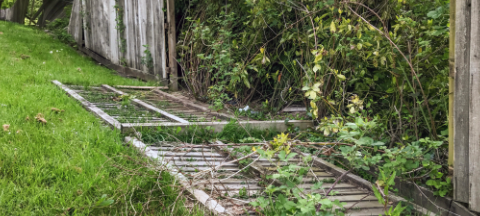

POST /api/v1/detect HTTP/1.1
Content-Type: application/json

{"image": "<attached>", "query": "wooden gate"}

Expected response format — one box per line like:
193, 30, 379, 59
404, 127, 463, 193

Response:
68, 0, 167, 81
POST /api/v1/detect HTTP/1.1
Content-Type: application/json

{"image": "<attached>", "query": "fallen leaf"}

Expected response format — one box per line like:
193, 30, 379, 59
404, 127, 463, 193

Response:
20, 54, 30, 60
0, 32, 3, 35
77, 68, 81, 71
3, 124, 10, 131
35, 113, 47, 124
74, 167, 82, 173
16, 130, 21, 134
26, 116, 30, 121
51, 107, 64, 113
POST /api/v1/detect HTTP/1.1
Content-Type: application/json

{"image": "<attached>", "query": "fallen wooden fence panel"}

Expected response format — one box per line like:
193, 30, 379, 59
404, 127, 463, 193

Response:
52, 80, 122, 130
53, 82, 313, 134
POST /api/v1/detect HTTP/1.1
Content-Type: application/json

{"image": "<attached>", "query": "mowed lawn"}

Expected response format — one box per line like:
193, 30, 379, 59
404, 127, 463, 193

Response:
0, 21, 202, 215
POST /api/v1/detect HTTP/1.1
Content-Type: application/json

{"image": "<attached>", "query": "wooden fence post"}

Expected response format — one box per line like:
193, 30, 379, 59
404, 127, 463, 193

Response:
448, 0, 455, 169
469, 0, 480, 212
454, 0, 471, 204
167, 0, 178, 91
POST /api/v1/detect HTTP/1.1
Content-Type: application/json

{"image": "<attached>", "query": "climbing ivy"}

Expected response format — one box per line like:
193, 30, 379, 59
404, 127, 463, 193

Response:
114, 0, 126, 53
141, 44, 154, 70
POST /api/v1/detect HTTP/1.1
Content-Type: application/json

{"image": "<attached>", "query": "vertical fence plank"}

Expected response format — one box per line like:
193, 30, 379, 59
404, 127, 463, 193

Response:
145, 0, 155, 76
109, 0, 119, 64
469, 0, 480, 211
167, 0, 178, 90
152, 0, 167, 80
133, 0, 141, 70
454, 0, 471, 203
68, 0, 83, 45
137, 0, 148, 73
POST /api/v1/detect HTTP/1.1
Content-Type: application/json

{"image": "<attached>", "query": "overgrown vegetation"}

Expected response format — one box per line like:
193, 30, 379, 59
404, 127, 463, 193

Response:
0, 21, 203, 215
175, 0, 452, 199
177, 0, 450, 139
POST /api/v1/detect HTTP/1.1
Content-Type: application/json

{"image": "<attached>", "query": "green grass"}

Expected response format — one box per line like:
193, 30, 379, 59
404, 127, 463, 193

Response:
0, 21, 204, 215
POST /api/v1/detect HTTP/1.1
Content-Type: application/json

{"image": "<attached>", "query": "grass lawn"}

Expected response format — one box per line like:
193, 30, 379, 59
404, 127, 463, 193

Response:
0, 21, 204, 215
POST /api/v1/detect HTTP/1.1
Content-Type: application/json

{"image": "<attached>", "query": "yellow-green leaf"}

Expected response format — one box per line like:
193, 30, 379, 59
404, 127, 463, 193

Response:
305, 91, 317, 99
330, 21, 336, 33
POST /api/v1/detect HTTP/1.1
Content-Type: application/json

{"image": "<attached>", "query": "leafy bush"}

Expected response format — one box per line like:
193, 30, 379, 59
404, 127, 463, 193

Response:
177, 0, 450, 141
46, 5, 75, 45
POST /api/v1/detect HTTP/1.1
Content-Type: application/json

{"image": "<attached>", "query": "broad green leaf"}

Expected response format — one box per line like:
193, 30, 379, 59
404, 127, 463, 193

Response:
337, 74, 346, 81
372, 186, 385, 205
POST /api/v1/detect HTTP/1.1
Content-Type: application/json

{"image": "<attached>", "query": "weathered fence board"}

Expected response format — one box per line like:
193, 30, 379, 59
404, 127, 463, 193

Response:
68, 0, 82, 44
69, 0, 166, 81
454, 0, 471, 204
469, 0, 480, 212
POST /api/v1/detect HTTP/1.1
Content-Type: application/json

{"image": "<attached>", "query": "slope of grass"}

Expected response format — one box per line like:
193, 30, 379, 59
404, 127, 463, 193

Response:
0, 21, 204, 215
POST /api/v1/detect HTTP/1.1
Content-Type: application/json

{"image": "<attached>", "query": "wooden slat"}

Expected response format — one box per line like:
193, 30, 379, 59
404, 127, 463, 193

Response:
81, 0, 90, 48
124, 0, 136, 69
153, 0, 167, 80
154, 151, 225, 158
166, 0, 178, 90
171, 161, 246, 167
68, 0, 83, 45
114, 85, 168, 90
454, 0, 471, 203
101, 85, 189, 123
137, 0, 148, 73
121, 120, 314, 134
469, 0, 480, 211
108, 0, 119, 64
52, 81, 122, 130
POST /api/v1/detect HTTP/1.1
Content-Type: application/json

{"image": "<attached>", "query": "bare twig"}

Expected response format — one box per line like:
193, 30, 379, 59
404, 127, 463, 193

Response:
342, 1, 437, 137
316, 169, 352, 212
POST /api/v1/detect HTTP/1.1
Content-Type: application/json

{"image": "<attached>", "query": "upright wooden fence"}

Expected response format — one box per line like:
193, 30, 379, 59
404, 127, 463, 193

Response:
454, 0, 480, 212
68, 0, 167, 81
